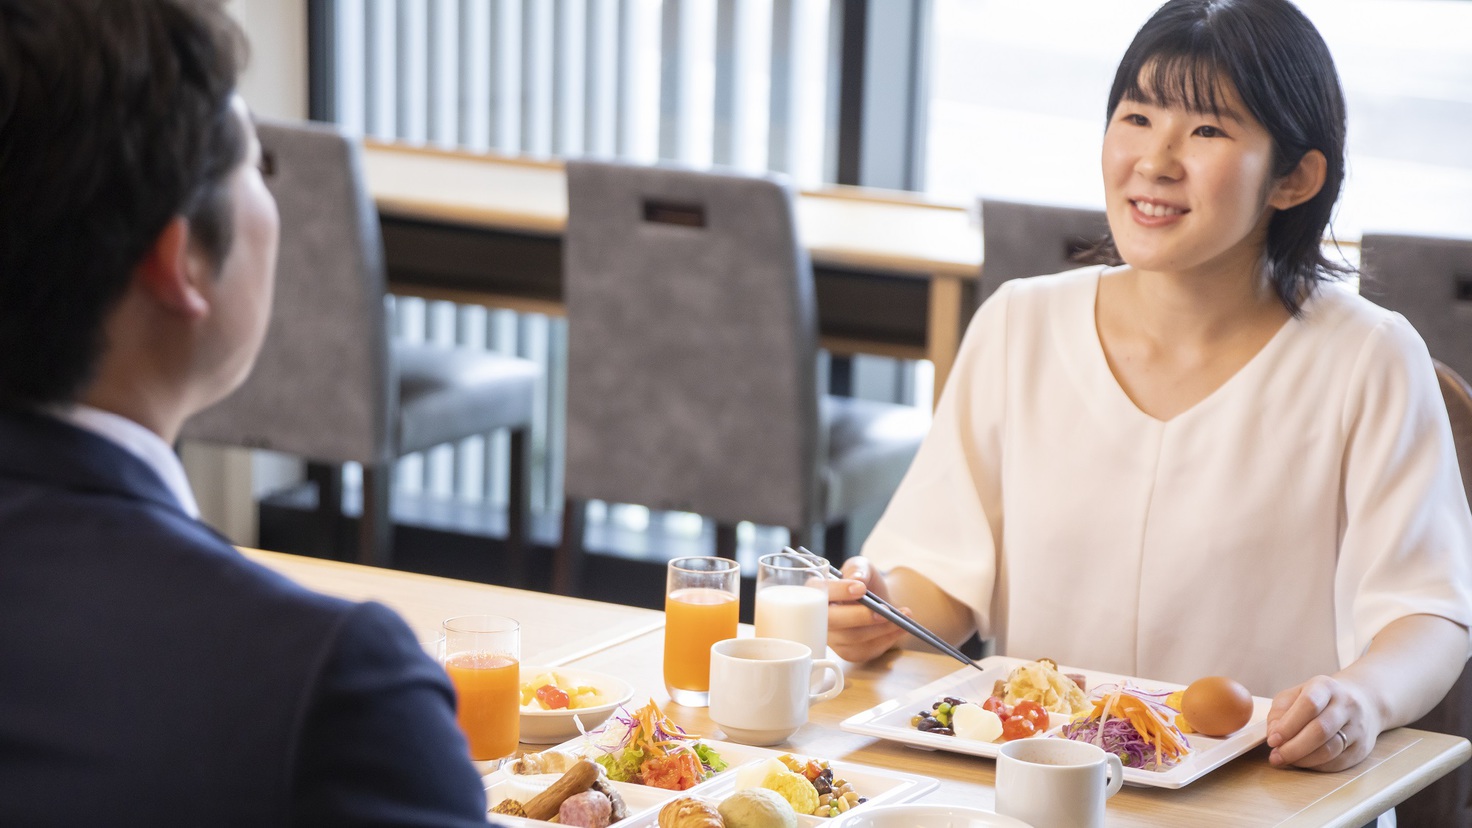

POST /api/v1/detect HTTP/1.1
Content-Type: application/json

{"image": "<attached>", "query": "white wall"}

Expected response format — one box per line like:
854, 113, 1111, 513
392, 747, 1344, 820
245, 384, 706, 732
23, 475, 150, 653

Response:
183, 0, 311, 545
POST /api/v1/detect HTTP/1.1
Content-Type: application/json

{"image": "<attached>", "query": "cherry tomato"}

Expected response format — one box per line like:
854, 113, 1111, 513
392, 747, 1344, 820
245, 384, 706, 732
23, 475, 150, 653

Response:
535, 684, 570, 709
1014, 700, 1048, 729
1001, 715, 1038, 741
982, 696, 1012, 719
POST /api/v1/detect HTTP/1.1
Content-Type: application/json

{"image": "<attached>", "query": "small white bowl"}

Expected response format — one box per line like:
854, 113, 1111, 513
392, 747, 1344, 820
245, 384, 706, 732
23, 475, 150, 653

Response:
518, 665, 635, 744
835, 804, 1034, 828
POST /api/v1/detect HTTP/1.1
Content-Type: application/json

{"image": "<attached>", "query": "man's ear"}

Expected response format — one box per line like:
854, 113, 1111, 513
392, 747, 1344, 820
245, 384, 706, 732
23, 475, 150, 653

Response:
136, 216, 209, 319
1268, 149, 1328, 211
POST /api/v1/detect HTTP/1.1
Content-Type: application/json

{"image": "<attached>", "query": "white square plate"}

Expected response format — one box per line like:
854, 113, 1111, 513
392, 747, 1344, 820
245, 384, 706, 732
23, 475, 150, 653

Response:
484, 738, 938, 826
839, 656, 1270, 790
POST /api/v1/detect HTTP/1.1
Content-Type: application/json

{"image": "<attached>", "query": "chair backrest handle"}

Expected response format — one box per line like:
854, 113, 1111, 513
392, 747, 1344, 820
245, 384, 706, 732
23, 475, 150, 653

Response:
643, 199, 706, 228
1453, 273, 1472, 303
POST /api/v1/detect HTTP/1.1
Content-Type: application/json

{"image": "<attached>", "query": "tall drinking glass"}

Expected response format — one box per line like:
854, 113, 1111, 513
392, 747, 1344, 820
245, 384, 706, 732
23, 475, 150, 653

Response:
663, 556, 740, 707
442, 615, 520, 763
754, 552, 830, 660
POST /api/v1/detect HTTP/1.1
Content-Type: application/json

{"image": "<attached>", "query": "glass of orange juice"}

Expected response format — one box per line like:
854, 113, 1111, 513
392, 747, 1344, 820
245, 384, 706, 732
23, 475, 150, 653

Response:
442, 615, 520, 763
664, 556, 740, 707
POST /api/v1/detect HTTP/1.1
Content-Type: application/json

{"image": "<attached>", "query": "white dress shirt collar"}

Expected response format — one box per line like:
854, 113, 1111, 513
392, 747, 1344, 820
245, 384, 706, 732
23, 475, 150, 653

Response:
45, 404, 201, 519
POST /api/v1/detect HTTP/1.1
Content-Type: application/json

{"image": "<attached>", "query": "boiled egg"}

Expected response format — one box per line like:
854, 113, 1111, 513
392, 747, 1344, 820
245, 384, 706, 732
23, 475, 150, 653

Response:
1181, 676, 1253, 736
951, 702, 1003, 743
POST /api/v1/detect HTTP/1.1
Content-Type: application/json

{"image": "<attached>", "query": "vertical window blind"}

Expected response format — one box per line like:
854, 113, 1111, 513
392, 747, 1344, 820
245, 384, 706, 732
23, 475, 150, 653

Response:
319, 0, 853, 544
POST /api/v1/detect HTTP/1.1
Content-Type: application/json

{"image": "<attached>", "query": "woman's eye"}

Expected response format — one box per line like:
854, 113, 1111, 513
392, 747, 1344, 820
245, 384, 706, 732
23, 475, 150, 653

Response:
1194, 125, 1225, 138
1122, 113, 1149, 127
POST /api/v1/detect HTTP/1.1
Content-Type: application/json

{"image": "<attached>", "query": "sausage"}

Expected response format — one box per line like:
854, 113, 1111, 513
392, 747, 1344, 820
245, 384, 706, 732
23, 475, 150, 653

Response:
558, 790, 614, 828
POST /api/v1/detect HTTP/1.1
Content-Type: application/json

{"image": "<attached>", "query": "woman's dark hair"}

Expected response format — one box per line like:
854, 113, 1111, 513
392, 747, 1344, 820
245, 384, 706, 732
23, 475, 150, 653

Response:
1105, 0, 1350, 315
0, 0, 247, 409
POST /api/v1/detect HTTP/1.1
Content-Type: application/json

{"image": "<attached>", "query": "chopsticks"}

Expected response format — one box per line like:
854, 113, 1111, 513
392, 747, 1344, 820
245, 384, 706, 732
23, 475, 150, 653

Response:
784, 546, 986, 674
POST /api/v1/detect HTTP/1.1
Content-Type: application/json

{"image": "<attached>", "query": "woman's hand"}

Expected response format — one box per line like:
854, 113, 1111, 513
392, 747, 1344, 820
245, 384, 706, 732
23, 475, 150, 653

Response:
825, 557, 909, 663
1265, 674, 1382, 771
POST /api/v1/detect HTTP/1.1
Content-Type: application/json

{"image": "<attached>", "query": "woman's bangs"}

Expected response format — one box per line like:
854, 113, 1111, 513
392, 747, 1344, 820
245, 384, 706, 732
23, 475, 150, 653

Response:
1120, 53, 1229, 118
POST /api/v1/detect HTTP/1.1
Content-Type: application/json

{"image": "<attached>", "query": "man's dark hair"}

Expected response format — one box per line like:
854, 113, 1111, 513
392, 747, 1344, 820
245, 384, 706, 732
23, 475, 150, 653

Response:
0, 0, 247, 409
1105, 0, 1351, 316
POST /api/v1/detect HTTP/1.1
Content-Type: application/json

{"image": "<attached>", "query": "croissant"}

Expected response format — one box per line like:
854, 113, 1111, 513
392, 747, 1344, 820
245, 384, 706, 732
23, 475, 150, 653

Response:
659, 797, 723, 828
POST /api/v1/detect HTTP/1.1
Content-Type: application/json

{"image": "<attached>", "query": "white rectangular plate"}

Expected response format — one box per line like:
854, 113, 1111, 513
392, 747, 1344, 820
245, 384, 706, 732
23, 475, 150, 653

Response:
839, 655, 1270, 790
485, 738, 938, 825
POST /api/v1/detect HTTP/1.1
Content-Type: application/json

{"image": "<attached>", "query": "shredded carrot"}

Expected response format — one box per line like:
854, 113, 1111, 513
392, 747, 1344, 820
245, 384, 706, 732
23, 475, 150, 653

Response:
1087, 688, 1190, 766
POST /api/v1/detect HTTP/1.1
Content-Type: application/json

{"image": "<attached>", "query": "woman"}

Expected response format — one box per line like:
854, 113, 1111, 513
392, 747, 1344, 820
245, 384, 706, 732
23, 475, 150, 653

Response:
828, 0, 1472, 774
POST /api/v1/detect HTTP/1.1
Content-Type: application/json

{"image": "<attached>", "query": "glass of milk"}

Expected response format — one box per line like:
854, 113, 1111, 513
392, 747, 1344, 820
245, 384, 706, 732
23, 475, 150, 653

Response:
753, 552, 830, 661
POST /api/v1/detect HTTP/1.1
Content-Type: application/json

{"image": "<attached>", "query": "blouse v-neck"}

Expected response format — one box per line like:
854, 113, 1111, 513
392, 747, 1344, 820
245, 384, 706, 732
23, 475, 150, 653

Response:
1072, 266, 1301, 428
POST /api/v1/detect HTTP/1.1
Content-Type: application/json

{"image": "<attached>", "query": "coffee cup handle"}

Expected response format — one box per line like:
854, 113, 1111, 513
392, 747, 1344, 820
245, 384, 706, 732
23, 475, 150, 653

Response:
809, 658, 845, 703
1104, 753, 1124, 799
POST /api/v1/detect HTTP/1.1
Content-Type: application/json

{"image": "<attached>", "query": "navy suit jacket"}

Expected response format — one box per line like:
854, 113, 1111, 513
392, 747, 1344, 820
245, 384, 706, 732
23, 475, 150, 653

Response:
0, 410, 489, 826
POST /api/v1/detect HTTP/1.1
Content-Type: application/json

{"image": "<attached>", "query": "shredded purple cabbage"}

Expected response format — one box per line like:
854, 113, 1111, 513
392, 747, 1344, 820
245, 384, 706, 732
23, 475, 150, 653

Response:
1060, 717, 1162, 769
1058, 683, 1190, 771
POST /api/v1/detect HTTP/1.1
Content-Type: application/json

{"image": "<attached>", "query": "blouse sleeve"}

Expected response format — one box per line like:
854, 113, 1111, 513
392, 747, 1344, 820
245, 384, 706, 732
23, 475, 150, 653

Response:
860, 280, 1014, 639
1337, 315, 1472, 667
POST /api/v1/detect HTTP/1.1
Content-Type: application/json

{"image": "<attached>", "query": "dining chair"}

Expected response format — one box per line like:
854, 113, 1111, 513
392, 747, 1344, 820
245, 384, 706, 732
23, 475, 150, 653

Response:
1395, 360, 1472, 827
1359, 233, 1472, 383
978, 198, 1112, 306
553, 159, 929, 595
182, 119, 538, 573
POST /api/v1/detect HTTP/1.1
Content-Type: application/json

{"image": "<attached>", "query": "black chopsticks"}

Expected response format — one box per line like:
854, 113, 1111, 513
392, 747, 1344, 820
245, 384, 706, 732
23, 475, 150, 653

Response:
784, 547, 986, 674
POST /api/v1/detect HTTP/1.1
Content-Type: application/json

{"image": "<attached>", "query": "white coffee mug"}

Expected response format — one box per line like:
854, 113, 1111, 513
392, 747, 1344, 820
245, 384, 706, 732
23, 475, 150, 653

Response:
995, 738, 1124, 828
707, 637, 844, 745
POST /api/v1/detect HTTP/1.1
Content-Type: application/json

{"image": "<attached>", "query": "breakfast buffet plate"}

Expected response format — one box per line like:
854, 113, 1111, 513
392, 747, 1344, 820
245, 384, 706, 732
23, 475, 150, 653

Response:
484, 732, 938, 828
840, 656, 1271, 790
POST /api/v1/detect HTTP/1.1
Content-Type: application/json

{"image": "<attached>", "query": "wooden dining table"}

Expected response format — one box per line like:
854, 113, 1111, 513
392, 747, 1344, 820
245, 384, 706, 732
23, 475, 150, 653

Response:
246, 549, 1470, 827
361, 142, 981, 407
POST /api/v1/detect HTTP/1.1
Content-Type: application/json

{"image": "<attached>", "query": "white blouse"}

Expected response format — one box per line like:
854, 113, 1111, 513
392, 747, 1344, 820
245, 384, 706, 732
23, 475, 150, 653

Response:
864, 266, 1472, 696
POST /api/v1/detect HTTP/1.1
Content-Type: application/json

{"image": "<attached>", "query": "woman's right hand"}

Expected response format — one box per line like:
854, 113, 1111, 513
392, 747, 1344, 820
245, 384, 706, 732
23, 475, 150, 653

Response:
825, 556, 910, 663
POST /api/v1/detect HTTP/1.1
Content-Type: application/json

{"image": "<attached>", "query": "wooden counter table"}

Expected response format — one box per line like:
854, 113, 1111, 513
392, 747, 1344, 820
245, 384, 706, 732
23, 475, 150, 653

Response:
242, 548, 663, 665
362, 142, 981, 406
247, 548, 1469, 827
566, 629, 1470, 828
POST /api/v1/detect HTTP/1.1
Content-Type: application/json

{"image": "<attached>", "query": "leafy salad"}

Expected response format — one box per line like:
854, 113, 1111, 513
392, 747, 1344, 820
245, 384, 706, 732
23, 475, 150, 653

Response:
1060, 683, 1191, 770
582, 700, 728, 791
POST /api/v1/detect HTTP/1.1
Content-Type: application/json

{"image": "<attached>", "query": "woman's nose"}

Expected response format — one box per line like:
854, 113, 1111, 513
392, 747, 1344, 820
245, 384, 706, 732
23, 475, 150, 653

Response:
1136, 135, 1184, 181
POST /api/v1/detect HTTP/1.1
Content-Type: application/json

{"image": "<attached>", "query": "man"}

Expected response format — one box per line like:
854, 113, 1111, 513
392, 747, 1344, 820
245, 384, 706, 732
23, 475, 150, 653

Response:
0, 1, 489, 823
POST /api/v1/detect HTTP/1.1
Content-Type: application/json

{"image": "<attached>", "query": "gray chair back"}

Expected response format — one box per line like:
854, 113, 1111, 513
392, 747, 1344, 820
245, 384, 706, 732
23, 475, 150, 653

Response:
1360, 233, 1472, 383
183, 119, 395, 467
563, 160, 820, 529
979, 198, 1111, 304
1398, 360, 1472, 828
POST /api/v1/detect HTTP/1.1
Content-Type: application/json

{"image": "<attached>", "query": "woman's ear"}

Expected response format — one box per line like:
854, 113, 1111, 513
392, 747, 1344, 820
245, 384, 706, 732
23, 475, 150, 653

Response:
1269, 149, 1328, 211
135, 216, 209, 319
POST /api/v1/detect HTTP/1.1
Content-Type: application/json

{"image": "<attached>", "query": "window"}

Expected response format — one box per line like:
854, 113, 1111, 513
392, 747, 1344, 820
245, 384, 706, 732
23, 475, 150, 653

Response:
925, 0, 1472, 240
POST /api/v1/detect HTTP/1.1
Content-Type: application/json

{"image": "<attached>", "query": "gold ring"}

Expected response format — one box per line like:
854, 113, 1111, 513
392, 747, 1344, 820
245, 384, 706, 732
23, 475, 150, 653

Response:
1334, 730, 1349, 752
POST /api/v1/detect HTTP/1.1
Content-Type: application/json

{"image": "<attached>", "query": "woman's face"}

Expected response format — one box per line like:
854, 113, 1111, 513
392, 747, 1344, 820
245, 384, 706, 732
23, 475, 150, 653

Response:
1101, 71, 1284, 283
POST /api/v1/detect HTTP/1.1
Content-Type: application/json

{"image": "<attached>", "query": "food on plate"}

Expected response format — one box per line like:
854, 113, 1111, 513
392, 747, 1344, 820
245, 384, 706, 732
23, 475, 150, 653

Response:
910, 695, 1046, 743
490, 758, 630, 824
718, 788, 798, 828
951, 702, 1003, 742
1060, 684, 1191, 770
1180, 676, 1254, 736
995, 658, 1090, 715
521, 670, 607, 711
585, 700, 728, 790
762, 771, 819, 816
659, 797, 724, 828
558, 789, 614, 828
509, 748, 578, 775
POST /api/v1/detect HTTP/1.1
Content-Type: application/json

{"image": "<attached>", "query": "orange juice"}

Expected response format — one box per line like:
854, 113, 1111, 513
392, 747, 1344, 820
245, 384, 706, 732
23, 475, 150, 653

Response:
664, 587, 739, 692
445, 652, 519, 760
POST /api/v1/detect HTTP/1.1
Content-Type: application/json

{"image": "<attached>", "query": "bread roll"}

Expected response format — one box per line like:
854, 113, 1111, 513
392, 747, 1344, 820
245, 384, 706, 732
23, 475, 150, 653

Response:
659, 797, 723, 828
